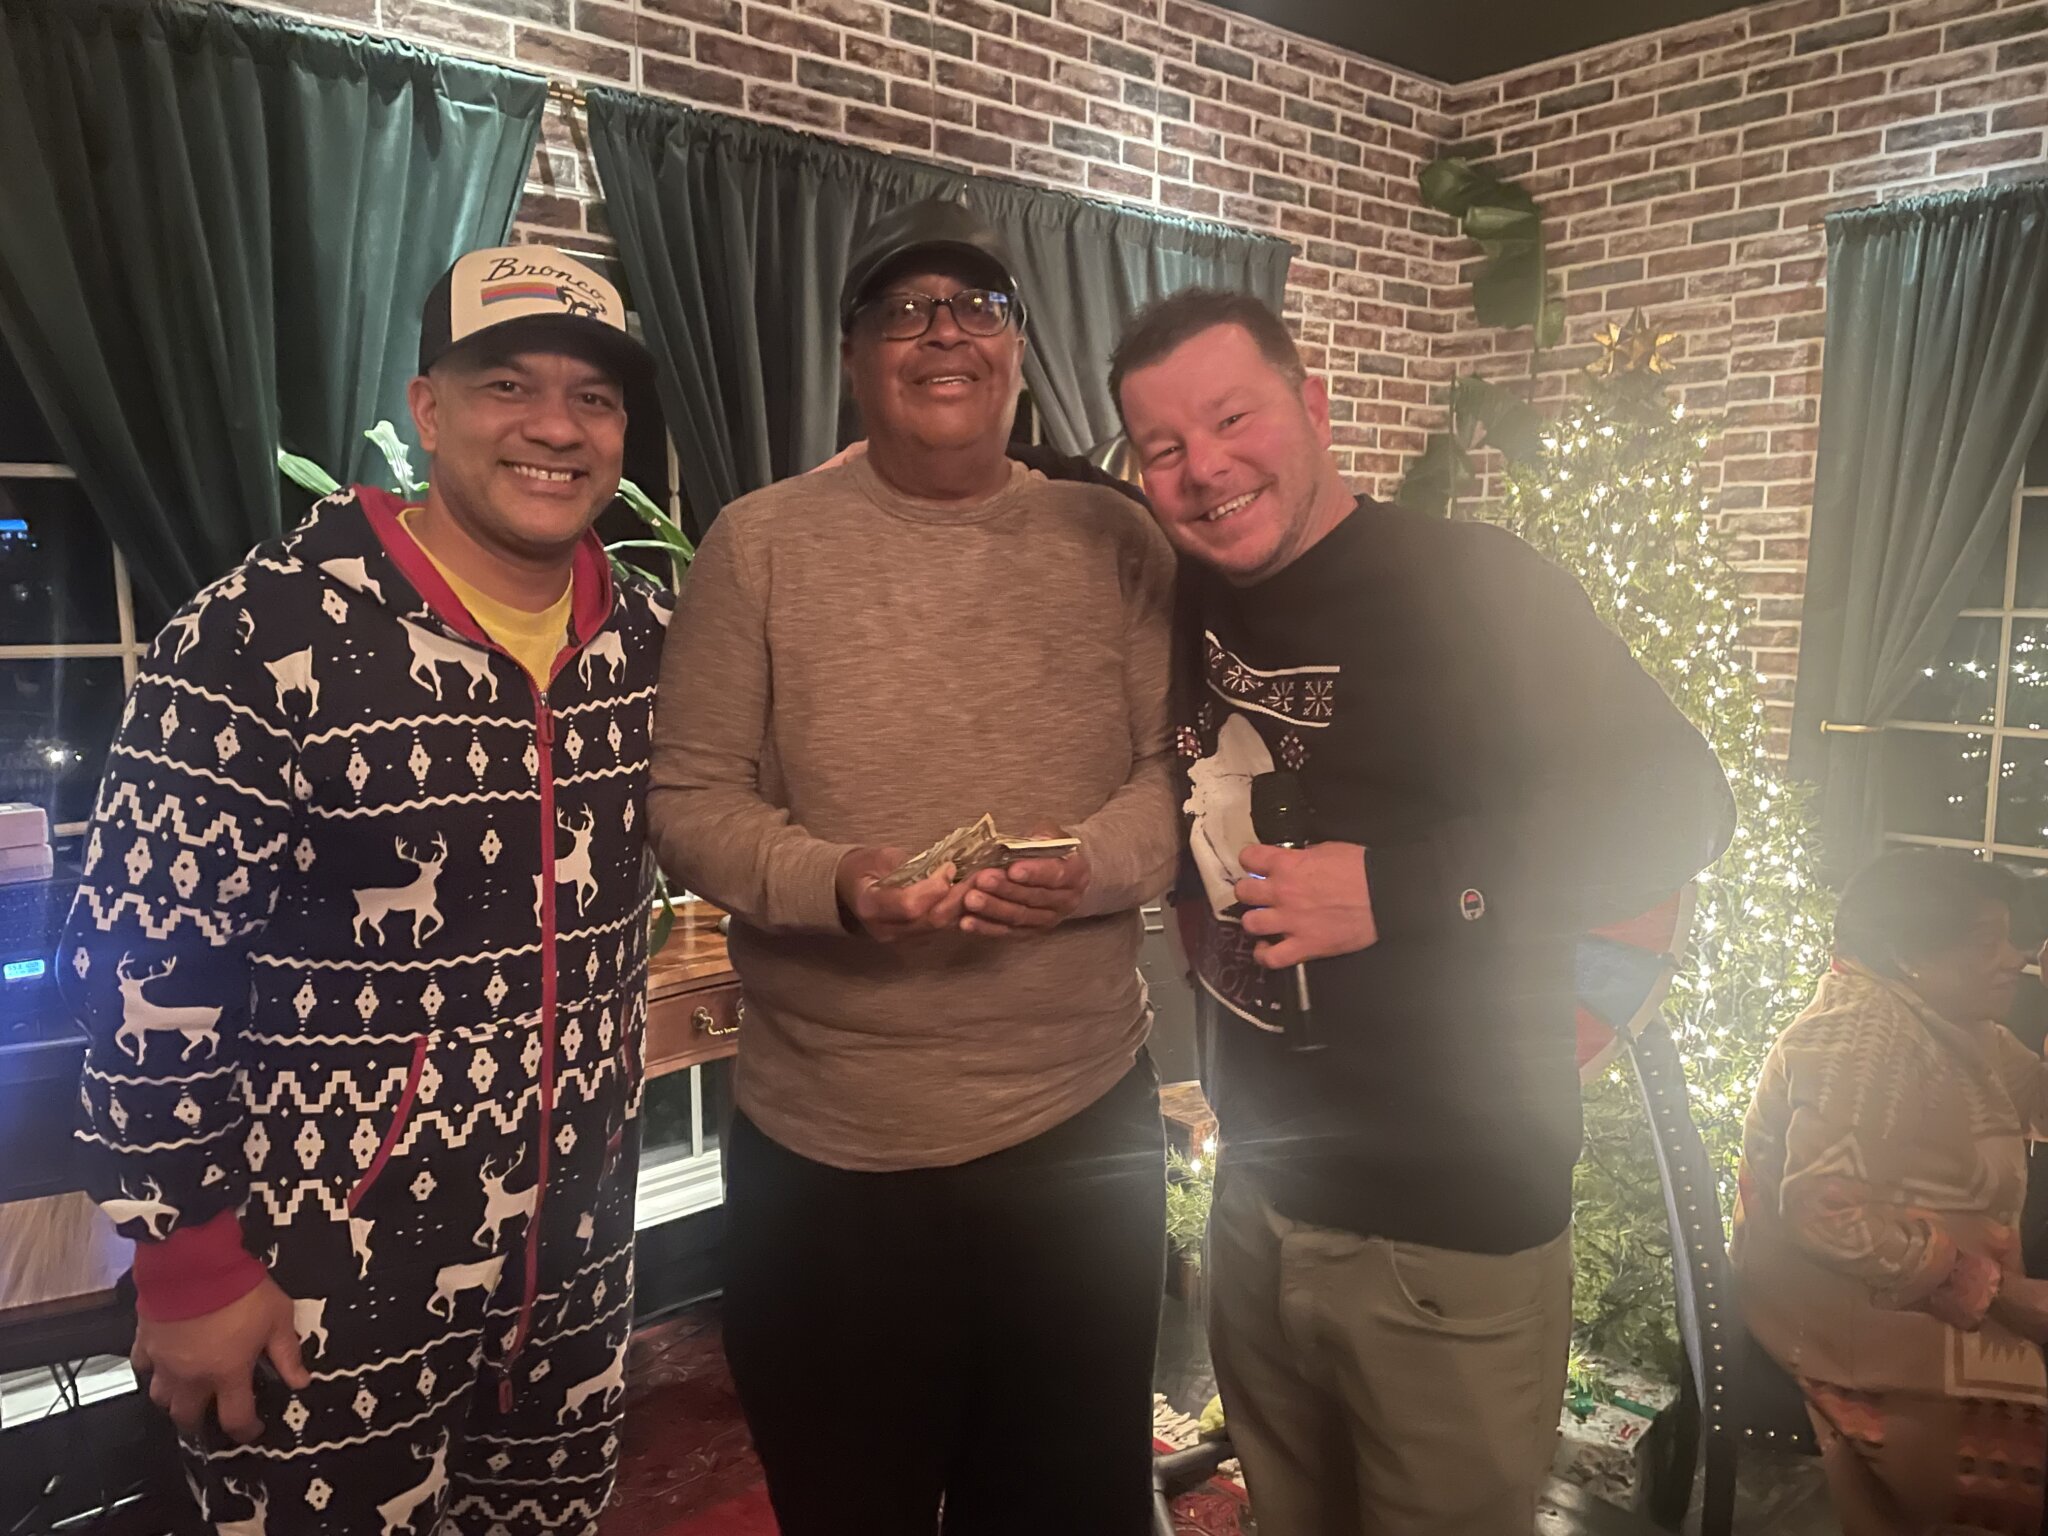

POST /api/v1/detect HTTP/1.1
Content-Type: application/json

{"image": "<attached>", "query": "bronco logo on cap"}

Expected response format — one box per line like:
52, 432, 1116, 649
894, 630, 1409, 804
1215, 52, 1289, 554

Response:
481, 280, 567, 306
442, 249, 625, 349
476, 254, 612, 317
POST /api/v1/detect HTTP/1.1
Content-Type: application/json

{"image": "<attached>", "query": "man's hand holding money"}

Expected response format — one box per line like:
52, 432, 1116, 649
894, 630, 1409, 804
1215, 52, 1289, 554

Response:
836, 820, 1088, 941
835, 847, 972, 942
961, 823, 1091, 938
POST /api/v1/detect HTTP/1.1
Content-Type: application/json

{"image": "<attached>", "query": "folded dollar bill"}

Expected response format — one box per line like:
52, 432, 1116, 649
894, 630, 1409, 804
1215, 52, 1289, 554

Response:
876, 813, 1081, 888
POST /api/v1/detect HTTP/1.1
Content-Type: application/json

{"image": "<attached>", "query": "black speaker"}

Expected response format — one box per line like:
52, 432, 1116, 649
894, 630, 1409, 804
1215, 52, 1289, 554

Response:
0, 867, 79, 1030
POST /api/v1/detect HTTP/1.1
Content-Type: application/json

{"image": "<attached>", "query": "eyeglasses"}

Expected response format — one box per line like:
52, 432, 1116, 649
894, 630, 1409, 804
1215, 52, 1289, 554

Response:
858, 288, 1017, 342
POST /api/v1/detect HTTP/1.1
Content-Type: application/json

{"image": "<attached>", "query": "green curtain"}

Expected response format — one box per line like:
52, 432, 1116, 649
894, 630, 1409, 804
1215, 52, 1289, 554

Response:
586, 91, 1292, 533
1789, 181, 2048, 873
0, 0, 544, 614
961, 176, 1294, 454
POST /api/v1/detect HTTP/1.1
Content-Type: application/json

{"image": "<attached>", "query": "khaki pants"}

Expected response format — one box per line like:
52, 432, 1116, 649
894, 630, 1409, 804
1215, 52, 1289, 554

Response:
1206, 1165, 1572, 1536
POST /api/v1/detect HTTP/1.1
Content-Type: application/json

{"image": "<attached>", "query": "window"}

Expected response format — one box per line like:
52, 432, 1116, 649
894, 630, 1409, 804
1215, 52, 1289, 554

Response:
1882, 444, 2048, 866
0, 342, 157, 850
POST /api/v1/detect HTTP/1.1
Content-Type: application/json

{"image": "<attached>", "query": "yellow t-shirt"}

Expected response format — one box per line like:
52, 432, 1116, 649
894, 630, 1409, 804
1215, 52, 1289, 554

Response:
399, 508, 573, 685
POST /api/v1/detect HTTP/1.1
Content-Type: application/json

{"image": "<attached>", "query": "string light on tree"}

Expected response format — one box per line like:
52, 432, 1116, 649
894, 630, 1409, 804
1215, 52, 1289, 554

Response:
1482, 321, 1836, 1374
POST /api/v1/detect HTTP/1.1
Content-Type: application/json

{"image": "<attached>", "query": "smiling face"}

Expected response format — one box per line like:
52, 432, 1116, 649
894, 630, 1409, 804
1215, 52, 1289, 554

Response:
407, 348, 626, 564
1117, 322, 1349, 585
844, 267, 1024, 475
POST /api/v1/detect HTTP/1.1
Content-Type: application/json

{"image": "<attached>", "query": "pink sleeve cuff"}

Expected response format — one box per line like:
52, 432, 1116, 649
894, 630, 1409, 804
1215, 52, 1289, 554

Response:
131, 1209, 267, 1321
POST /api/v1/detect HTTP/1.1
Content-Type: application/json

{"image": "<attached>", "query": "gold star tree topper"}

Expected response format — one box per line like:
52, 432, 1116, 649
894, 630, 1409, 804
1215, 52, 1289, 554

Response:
1587, 307, 1678, 378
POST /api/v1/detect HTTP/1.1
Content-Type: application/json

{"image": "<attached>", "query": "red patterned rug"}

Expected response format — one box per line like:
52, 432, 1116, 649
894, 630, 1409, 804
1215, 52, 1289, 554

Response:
602, 1309, 1250, 1536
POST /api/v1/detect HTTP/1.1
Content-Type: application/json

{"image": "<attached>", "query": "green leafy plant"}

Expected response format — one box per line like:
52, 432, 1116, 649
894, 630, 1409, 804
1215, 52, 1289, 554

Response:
1401, 158, 1564, 516
277, 423, 696, 952
606, 476, 696, 591
1401, 374, 1550, 518
1420, 157, 1565, 348
1164, 1144, 1214, 1272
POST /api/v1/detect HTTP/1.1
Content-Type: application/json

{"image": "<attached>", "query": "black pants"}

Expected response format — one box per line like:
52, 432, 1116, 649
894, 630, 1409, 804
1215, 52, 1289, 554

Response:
722, 1056, 1166, 1536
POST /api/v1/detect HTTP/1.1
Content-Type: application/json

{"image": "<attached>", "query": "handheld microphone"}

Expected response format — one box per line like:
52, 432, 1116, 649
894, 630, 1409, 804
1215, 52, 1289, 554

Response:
1249, 770, 1323, 1053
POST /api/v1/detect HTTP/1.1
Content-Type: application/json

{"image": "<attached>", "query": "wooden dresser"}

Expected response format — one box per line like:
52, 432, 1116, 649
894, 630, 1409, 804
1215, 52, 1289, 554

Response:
643, 899, 743, 1078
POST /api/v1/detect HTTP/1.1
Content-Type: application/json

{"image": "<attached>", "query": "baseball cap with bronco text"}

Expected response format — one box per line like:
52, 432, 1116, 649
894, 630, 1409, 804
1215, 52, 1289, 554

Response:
418, 246, 652, 384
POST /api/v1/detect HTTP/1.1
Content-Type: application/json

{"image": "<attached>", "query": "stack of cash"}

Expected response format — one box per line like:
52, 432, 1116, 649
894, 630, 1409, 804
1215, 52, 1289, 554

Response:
877, 814, 1080, 888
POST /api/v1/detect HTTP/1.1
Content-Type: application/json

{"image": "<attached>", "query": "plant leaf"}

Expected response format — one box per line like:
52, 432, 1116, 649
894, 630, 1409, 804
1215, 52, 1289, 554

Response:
1418, 156, 1490, 216
616, 476, 695, 563
1453, 377, 1546, 465
363, 422, 425, 498
1462, 205, 1540, 243
648, 867, 677, 956
1418, 156, 1554, 345
277, 447, 341, 498
1473, 244, 1547, 332
1400, 432, 1471, 517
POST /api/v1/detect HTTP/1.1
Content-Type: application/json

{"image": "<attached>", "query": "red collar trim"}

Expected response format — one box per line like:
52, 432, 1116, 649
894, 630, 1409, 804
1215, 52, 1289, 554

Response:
355, 485, 616, 677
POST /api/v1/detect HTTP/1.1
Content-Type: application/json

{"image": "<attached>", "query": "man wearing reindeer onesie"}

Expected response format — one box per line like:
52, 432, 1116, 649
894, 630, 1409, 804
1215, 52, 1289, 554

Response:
62, 246, 672, 1534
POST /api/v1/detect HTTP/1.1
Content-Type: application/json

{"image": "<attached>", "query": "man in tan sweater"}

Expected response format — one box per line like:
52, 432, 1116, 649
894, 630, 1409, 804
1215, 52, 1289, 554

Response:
648, 199, 1177, 1534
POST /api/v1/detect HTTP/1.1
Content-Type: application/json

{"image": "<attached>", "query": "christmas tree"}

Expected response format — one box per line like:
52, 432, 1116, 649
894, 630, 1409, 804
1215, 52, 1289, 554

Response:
1480, 315, 1838, 1372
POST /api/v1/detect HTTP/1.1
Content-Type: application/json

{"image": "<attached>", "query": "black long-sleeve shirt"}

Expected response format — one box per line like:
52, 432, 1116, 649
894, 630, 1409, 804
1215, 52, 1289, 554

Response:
1176, 496, 1735, 1254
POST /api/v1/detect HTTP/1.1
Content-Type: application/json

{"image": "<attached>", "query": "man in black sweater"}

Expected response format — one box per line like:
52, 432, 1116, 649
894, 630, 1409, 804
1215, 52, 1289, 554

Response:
1112, 291, 1734, 1535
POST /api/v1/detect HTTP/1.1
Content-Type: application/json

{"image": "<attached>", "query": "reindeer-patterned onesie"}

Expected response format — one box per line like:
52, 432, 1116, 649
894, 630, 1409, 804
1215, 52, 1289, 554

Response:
62, 485, 671, 1535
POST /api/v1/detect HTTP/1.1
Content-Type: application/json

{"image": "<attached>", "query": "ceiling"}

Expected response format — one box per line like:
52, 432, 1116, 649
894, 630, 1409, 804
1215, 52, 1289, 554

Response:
1206, 0, 1758, 85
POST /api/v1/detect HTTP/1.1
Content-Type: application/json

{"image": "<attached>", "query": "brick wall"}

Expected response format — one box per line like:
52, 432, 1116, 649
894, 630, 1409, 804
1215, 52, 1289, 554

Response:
234, 0, 1461, 494
1442, 0, 2048, 746
227, 0, 2048, 741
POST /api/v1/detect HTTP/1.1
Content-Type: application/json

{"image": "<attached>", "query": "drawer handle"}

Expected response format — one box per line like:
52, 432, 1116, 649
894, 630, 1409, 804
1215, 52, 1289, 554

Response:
694, 1004, 740, 1038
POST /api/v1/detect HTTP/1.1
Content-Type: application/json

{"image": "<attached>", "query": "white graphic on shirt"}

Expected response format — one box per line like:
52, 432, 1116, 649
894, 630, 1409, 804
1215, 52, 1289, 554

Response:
427, 1254, 504, 1320
474, 1147, 538, 1248
239, 610, 321, 717
215, 1479, 269, 1536
374, 1431, 450, 1536
1185, 713, 1273, 920
115, 955, 224, 1063
318, 557, 385, 605
99, 1175, 180, 1238
1186, 631, 1344, 1034
578, 630, 625, 686
557, 1339, 628, 1423
401, 618, 498, 702
292, 1296, 330, 1359
556, 806, 598, 917
1201, 629, 1338, 730
350, 836, 449, 947
165, 610, 204, 664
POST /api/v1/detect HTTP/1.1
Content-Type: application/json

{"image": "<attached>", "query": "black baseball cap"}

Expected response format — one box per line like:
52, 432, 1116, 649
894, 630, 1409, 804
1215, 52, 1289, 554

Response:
839, 199, 1027, 334
419, 245, 653, 383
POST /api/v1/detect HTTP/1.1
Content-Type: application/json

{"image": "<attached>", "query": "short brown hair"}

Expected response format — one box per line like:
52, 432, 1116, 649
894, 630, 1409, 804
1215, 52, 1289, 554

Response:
1108, 289, 1306, 421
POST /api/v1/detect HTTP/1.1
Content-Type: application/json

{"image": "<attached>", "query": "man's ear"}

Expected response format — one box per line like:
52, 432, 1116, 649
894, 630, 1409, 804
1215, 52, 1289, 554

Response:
407, 374, 441, 456
1301, 375, 1333, 451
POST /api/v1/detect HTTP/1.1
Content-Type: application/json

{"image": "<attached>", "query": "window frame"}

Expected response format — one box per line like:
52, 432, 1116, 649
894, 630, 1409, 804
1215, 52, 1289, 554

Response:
1884, 478, 2048, 861
0, 460, 147, 841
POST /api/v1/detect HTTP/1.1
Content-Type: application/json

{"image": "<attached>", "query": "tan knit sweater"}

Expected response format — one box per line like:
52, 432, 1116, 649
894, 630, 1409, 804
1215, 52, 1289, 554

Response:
1733, 963, 2048, 1403
647, 456, 1178, 1170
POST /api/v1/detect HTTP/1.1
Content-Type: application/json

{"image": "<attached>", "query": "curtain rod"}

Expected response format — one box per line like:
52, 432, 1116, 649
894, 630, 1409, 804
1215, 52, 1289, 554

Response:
1807, 178, 2048, 230
548, 79, 586, 111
